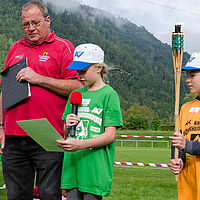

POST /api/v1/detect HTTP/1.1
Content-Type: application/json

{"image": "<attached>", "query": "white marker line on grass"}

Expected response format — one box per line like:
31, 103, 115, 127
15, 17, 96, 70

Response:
116, 148, 169, 151
114, 165, 169, 170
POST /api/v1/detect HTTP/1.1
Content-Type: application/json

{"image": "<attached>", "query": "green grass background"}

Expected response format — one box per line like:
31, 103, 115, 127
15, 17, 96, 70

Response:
0, 130, 177, 200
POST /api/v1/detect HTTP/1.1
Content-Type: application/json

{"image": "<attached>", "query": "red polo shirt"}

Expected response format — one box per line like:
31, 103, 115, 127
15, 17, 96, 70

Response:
3, 31, 77, 137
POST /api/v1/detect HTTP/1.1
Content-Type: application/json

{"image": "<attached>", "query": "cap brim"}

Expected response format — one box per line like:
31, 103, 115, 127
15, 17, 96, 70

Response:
67, 61, 92, 70
182, 66, 200, 70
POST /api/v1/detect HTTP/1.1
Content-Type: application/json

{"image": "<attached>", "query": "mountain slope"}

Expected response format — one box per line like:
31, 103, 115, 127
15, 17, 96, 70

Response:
0, 0, 190, 120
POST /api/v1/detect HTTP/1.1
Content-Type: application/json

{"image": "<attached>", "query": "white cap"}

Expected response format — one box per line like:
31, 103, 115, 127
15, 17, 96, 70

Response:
67, 43, 104, 70
182, 52, 200, 70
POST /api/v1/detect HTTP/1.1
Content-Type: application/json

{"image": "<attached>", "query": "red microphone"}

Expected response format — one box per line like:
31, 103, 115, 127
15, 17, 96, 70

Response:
69, 91, 82, 137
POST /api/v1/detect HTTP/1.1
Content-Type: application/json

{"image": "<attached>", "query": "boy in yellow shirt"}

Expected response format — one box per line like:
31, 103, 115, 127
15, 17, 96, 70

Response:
170, 52, 200, 200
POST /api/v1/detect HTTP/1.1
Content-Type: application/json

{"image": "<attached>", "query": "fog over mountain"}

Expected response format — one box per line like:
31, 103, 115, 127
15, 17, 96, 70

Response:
44, 0, 200, 54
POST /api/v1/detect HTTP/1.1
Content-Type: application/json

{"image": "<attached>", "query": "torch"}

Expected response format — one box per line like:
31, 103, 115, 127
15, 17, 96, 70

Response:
171, 24, 184, 181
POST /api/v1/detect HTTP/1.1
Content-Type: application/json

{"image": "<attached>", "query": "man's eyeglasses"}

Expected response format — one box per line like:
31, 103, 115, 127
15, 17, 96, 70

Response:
21, 18, 45, 29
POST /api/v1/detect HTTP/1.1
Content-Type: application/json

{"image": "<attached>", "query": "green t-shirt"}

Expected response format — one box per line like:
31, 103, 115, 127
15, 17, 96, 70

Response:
61, 85, 123, 197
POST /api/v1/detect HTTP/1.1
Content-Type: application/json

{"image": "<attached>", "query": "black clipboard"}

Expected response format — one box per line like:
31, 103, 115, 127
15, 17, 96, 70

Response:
1, 58, 31, 110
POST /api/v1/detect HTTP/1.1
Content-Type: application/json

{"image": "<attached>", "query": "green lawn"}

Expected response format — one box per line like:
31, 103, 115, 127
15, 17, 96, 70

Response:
105, 146, 177, 200
106, 166, 177, 200
0, 131, 177, 200
115, 147, 170, 163
0, 163, 6, 200
116, 130, 173, 136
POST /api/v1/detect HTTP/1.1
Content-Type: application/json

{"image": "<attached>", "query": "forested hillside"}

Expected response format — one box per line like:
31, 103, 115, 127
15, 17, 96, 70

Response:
0, 0, 190, 121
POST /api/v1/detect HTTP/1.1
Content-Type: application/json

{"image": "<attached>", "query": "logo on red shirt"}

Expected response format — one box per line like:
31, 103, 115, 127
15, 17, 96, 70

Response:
39, 52, 50, 62
15, 54, 24, 59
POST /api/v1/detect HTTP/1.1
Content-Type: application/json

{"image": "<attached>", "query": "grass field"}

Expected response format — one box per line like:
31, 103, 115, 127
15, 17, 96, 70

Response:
0, 130, 177, 200
116, 130, 173, 136
106, 165, 177, 200
105, 147, 177, 200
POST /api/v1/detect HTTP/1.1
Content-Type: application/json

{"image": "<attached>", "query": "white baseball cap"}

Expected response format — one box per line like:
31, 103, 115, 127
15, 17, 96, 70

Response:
67, 43, 104, 70
182, 52, 200, 70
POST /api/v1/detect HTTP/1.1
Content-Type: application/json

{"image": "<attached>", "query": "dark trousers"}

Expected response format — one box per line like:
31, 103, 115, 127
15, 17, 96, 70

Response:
2, 135, 64, 200
66, 188, 102, 200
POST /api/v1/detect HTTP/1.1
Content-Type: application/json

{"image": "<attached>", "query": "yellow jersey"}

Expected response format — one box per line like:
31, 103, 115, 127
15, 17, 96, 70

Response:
178, 97, 200, 200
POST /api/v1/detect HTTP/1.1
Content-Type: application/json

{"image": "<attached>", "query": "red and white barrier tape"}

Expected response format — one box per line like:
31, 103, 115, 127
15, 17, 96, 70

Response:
114, 162, 170, 168
116, 135, 172, 139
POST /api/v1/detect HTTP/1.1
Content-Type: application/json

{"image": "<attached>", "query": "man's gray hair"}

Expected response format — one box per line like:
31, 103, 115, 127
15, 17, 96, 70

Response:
20, 1, 49, 17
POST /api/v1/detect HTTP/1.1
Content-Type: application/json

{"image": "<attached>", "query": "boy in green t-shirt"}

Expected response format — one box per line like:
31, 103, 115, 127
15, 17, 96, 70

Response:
57, 43, 123, 200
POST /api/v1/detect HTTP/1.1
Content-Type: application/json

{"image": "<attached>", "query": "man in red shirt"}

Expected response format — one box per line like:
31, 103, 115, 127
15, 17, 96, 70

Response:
0, 1, 82, 200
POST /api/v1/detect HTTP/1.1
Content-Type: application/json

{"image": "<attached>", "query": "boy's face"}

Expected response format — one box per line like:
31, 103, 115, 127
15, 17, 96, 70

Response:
77, 65, 97, 87
186, 70, 200, 94
77, 64, 102, 88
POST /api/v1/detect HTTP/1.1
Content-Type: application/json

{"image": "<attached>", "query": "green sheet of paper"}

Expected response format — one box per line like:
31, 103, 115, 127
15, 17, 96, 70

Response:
17, 118, 64, 152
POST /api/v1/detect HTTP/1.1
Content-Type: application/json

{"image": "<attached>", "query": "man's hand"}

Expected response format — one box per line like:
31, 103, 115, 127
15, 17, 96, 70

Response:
16, 67, 83, 96
16, 67, 41, 84
172, 132, 186, 149
169, 158, 183, 175
0, 126, 5, 154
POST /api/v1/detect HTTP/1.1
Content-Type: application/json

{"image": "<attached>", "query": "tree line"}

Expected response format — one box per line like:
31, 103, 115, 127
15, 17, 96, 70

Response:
0, 0, 191, 130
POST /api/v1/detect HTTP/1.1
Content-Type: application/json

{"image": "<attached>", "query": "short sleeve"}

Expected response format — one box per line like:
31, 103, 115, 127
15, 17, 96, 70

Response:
104, 91, 123, 128
59, 40, 78, 80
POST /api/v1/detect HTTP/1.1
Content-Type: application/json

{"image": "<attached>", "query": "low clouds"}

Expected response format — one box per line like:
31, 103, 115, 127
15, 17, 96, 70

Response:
43, 0, 81, 12
44, 0, 200, 54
